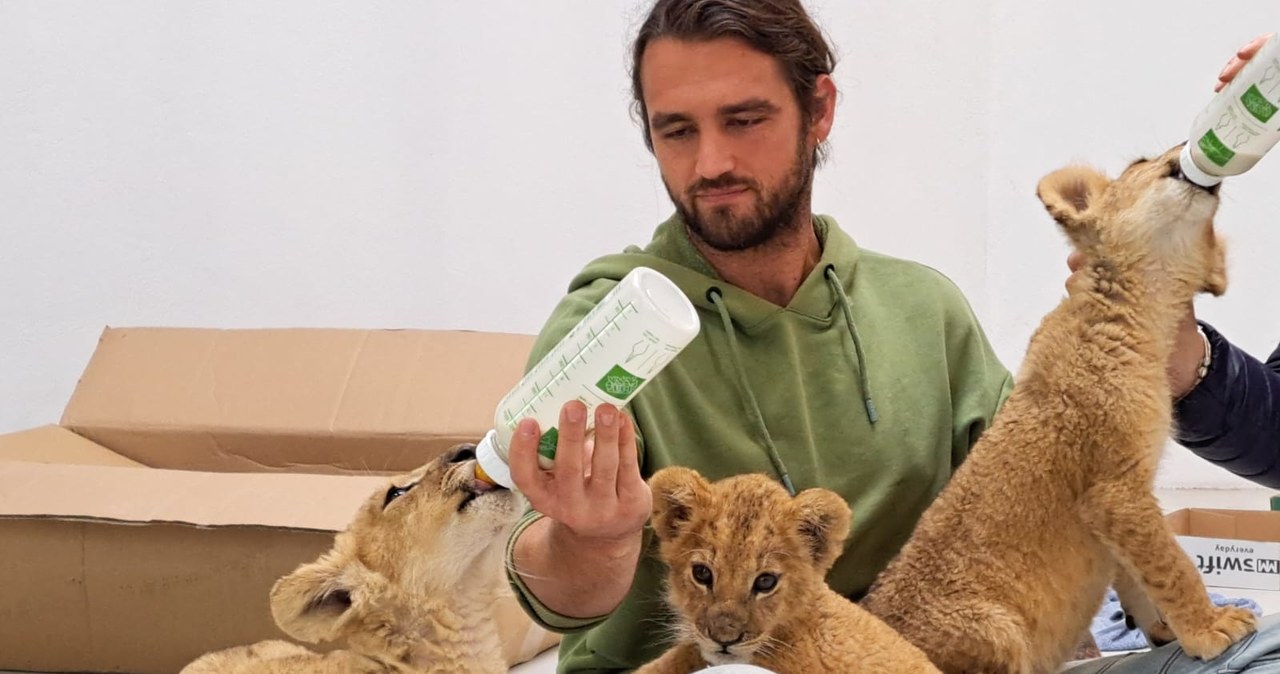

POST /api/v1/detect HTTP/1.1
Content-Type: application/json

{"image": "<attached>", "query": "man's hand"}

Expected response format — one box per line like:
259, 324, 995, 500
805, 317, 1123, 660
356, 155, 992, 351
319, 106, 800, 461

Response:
1064, 253, 1205, 399
506, 401, 652, 619
1215, 33, 1273, 92
509, 401, 652, 543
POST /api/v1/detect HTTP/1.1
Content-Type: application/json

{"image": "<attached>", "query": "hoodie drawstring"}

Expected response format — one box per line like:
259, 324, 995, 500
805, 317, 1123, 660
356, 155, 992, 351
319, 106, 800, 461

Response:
708, 287, 797, 496
824, 265, 880, 424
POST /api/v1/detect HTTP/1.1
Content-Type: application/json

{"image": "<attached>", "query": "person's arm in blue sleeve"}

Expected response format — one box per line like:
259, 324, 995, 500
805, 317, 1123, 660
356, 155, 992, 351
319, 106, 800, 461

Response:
1173, 321, 1280, 487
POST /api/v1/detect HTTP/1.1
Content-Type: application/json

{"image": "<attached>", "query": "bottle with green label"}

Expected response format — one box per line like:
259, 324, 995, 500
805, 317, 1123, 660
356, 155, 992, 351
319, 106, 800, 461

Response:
474, 266, 701, 489
1180, 33, 1280, 187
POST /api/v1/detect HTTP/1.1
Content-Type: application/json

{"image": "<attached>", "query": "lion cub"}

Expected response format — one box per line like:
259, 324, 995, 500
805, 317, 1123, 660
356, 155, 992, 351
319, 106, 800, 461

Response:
860, 143, 1255, 674
636, 467, 941, 674
181, 444, 526, 674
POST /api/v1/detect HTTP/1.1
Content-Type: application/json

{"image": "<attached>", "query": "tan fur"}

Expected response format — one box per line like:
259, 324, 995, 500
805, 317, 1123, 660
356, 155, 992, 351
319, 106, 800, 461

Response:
861, 144, 1254, 674
636, 467, 941, 674
181, 445, 525, 674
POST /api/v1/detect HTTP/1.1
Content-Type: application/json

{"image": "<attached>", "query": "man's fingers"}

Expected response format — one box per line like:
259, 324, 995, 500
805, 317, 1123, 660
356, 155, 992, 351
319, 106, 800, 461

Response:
589, 404, 621, 491
508, 418, 549, 502
616, 412, 644, 494
1217, 35, 1273, 91
552, 400, 588, 482
1240, 34, 1273, 58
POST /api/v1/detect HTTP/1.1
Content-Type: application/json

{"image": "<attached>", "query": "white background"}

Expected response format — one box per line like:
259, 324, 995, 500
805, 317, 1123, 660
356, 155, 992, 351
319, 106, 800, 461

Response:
2, 1, 1277, 487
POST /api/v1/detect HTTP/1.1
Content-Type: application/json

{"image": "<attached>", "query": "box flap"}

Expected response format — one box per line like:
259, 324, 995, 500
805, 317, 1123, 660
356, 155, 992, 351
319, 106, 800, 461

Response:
0, 461, 386, 530
61, 327, 534, 473
1166, 508, 1280, 543
0, 425, 146, 467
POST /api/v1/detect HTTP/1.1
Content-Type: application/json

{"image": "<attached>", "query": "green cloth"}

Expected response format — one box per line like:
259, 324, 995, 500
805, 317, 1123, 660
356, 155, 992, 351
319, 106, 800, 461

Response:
506, 213, 1013, 673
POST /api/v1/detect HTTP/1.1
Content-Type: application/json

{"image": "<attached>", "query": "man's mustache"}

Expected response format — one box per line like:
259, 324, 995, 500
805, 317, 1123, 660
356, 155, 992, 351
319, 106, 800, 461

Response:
688, 174, 758, 197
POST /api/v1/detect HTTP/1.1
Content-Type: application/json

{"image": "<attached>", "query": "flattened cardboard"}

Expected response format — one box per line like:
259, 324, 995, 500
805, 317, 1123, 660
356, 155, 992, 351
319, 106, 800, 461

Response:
62, 328, 534, 474
0, 424, 144, 467
0, 461, 384, 530
1167, 508, 1280, 591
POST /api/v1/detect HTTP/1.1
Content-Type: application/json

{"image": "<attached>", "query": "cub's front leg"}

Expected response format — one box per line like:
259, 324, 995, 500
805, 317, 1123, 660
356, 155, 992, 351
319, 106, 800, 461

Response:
1083, 483, 1256, 659
1113, 564, 1175, 647
634, 642, 709, 674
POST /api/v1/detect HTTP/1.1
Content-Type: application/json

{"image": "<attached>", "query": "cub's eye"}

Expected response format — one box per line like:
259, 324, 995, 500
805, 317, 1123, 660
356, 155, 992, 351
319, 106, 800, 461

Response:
753, 572, 779, 594
691, 563, 714, 588
383, 484, 412, 508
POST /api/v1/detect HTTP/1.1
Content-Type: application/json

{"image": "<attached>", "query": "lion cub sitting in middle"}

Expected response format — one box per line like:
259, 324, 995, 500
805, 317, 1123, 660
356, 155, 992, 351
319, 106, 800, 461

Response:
635, 466, 940, 674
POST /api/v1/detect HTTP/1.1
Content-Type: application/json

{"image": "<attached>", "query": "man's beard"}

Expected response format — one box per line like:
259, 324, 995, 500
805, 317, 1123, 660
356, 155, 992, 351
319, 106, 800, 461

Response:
667, 138, 814, 253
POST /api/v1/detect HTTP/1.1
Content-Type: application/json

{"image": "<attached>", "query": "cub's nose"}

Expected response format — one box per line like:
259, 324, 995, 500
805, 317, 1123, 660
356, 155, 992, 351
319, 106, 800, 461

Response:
444, 444, 477, 464
712, 632, 744, 650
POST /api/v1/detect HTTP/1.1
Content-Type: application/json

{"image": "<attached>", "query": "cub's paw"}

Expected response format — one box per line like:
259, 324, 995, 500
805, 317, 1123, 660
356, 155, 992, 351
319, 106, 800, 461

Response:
1178, 606, 1257, 660
1141, 619, 1177, 647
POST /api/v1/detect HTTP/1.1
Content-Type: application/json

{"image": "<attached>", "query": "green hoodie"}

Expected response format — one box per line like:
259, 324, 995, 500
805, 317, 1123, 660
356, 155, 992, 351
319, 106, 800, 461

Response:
507, 214, 1012, 673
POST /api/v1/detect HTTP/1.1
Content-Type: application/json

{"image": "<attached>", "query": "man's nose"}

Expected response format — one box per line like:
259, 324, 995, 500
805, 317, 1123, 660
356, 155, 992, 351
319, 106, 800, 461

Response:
695, 131, 735, 180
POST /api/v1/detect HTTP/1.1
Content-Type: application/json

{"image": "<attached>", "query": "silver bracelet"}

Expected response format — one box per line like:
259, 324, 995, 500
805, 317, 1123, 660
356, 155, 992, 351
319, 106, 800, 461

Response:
1188, 324, 1212, 393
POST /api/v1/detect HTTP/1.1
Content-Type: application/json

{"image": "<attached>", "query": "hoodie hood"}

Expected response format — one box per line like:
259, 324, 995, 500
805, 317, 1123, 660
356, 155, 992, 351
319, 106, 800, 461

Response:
567, 213, 863, 330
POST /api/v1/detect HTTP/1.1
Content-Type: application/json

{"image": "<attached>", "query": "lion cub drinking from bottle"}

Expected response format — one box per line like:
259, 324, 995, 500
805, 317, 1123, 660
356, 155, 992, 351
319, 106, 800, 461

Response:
860, 143, 1256, 673
180, 444, 525, 674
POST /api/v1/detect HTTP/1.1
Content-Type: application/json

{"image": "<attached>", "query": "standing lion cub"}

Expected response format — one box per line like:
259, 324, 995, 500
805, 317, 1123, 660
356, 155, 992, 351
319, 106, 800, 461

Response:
180, 444, 526, 674
861, 143, 1256, 674
636, 467, 941, 674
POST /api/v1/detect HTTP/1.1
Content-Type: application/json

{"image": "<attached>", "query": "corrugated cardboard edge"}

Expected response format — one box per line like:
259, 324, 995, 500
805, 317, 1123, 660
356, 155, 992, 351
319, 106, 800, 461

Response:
0, 424, 146, 467
1166, 507, 1280, 543
0, 461, 383, 530
59, 326, 535, 474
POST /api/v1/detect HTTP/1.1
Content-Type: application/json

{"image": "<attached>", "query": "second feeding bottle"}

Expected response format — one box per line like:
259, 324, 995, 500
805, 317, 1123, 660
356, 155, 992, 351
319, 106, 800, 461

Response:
1180, 33, 1280, 186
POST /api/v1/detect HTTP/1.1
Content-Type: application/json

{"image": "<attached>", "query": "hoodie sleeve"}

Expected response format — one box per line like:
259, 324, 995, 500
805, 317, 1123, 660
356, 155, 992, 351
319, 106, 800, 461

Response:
1172, 322, 1280, 487
927, 270, 1015, 468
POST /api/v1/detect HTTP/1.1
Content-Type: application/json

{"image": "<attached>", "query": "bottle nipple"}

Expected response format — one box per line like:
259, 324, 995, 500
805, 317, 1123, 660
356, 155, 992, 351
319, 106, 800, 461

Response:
474, 462, 499, 488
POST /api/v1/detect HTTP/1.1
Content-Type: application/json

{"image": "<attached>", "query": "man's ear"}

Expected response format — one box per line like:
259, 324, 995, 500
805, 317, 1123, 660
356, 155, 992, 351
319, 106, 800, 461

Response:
648, 467, 711, 542
808, 73, 837, 146
1036, 165, 1111, 250
792, 488, 852, 573
269, 550, 384, 644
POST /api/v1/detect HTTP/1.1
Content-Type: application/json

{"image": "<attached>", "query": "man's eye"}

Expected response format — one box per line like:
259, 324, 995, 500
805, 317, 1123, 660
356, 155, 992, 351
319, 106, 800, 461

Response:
728, 117, 764, 128
663, 127, 693, 140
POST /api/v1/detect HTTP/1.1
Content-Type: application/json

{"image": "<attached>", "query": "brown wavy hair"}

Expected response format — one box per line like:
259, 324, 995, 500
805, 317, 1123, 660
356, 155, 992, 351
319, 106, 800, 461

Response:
630, 0, 837, 165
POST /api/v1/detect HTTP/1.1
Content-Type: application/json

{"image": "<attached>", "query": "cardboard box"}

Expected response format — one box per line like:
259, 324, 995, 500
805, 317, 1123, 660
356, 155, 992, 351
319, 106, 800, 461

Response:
1168, 508, 1280, 592
0, 327, 560, 673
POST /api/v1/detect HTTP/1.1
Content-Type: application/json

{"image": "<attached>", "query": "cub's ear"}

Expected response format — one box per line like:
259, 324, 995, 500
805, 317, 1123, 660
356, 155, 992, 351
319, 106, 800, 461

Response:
648, 467, 711, 542
1036, 165, 1110, 250
792, 488, 852, 573
269, 550, 386, 644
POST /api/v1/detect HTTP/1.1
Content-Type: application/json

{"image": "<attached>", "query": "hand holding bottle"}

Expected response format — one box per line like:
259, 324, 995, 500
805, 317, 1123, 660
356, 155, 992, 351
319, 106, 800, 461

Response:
506, 401, 654, 620
1216, 34, 1274, 92
508, 401, 652, 542
1180, 32, 1280, 186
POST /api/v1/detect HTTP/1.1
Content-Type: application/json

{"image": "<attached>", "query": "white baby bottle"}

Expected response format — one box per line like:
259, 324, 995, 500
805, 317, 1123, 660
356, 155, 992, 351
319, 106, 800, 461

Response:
474, 266, 701, 489
1180, 33, 1280, 186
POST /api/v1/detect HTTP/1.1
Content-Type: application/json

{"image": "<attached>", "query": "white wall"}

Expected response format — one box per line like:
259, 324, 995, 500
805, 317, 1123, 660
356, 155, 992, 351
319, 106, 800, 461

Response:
2, 1, 1277, 488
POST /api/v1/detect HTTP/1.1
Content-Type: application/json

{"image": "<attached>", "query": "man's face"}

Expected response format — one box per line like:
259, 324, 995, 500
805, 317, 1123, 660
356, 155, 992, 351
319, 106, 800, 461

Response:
641, 37, 815, 252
